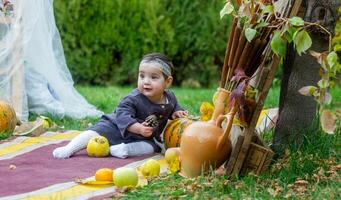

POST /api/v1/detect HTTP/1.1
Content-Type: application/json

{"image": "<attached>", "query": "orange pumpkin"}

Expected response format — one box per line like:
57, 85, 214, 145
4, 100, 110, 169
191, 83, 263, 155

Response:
0, 101, 17, 134
163, 118, 193, 149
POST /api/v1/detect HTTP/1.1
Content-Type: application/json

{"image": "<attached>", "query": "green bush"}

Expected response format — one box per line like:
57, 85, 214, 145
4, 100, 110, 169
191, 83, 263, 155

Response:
54, 0, 232, 87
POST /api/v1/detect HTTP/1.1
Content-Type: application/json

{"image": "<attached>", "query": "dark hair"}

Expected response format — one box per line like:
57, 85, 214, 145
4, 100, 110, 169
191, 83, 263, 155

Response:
141, 53, 174, 77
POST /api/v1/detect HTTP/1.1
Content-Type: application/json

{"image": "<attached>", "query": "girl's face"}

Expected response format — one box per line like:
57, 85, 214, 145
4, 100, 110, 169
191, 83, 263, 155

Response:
138, 63, 173, 103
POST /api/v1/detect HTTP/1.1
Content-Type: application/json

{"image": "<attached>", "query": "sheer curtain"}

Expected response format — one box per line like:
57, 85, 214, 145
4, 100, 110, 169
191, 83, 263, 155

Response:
0, 0, 103, 121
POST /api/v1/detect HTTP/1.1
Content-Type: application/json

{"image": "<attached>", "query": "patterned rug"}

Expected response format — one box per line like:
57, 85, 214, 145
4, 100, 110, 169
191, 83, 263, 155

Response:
0, 131, 161, 200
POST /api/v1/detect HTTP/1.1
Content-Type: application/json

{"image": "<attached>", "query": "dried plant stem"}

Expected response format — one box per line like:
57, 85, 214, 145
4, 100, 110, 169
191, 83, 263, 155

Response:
247, 39, 267, 76
237, 40, 254, 71
231, 29, 247, 73
220, 18, 238, 88
228, 26, 241, 70
243, 38, 261, 75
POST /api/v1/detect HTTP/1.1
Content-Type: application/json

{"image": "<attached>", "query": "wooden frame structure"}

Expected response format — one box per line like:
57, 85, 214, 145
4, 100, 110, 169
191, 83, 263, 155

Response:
224, 0, 303, 176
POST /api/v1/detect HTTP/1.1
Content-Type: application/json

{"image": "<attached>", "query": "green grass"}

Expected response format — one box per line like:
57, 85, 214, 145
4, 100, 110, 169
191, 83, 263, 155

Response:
2, 85, 340, 199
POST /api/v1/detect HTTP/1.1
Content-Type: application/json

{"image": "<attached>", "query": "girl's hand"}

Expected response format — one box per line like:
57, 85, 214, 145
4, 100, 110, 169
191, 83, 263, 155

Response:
172, 110, 189, 119
139, 122, 154, 137
128, 122, 153, 137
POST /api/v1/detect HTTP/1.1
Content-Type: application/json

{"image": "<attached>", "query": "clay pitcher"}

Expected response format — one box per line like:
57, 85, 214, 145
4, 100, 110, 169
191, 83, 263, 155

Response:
180, 88, 236, 177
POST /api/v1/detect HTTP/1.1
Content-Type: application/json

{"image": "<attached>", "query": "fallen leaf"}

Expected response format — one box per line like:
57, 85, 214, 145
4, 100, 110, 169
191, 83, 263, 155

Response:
294, 179, 308, 186
327, 164, 341, 180
320, 109, 337, 134
74, 178, 114, 185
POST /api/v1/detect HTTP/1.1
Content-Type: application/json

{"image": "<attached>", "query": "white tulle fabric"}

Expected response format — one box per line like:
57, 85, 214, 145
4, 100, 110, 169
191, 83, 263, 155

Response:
0, 0, 103, 121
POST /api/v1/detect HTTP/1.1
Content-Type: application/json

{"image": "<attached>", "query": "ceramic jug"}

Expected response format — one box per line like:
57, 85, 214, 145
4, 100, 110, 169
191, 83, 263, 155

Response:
179, 88, 237, 177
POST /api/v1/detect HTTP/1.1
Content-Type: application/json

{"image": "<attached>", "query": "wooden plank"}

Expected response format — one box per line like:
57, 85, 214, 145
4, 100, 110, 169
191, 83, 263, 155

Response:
225, 135, 244, 175
289, 0, 303, 17
240, 143, 268, 175
251, 133, 274, 174
260, 148, 274, 173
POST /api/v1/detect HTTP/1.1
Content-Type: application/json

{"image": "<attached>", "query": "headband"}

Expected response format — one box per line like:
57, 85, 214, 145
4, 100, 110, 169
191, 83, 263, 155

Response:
140, 58, 172, 77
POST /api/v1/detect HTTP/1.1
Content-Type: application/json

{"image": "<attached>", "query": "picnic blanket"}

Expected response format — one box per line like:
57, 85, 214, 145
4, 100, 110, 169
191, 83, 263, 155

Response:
0, 131, 163, 200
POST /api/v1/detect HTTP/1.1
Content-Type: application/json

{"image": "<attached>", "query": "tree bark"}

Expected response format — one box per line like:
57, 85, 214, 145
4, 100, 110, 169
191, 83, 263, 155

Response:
273, 0, 340, 153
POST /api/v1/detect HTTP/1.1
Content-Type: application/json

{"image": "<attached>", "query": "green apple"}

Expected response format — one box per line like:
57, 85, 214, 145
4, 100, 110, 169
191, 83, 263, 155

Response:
113, 167, 138, 187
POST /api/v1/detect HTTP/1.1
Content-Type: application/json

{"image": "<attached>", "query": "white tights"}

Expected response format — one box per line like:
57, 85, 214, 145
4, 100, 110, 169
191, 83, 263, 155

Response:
53, 130, 154, 159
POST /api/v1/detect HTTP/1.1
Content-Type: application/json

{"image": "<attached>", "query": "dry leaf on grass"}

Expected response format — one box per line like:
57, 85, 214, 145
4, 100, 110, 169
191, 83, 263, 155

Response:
235, 182, 244, 189
267, 180, 283, 197
327, 164, 341, 180
286, 178, 309, 198
312, 167, 325, 183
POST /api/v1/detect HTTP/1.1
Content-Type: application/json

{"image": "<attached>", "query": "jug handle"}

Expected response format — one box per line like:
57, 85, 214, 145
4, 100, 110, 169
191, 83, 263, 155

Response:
215, 114, 226, 128
215, 105, 237, 151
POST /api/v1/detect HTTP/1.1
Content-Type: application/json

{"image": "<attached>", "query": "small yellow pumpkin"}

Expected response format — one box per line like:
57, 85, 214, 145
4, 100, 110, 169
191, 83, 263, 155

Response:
95, 168, 113, 181
86, 136, 110, 157
163, 118, 193, 149
0, 101, 17, 134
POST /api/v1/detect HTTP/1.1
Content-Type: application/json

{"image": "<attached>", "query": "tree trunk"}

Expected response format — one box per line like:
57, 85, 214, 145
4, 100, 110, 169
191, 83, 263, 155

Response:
273, 0, 340, 153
